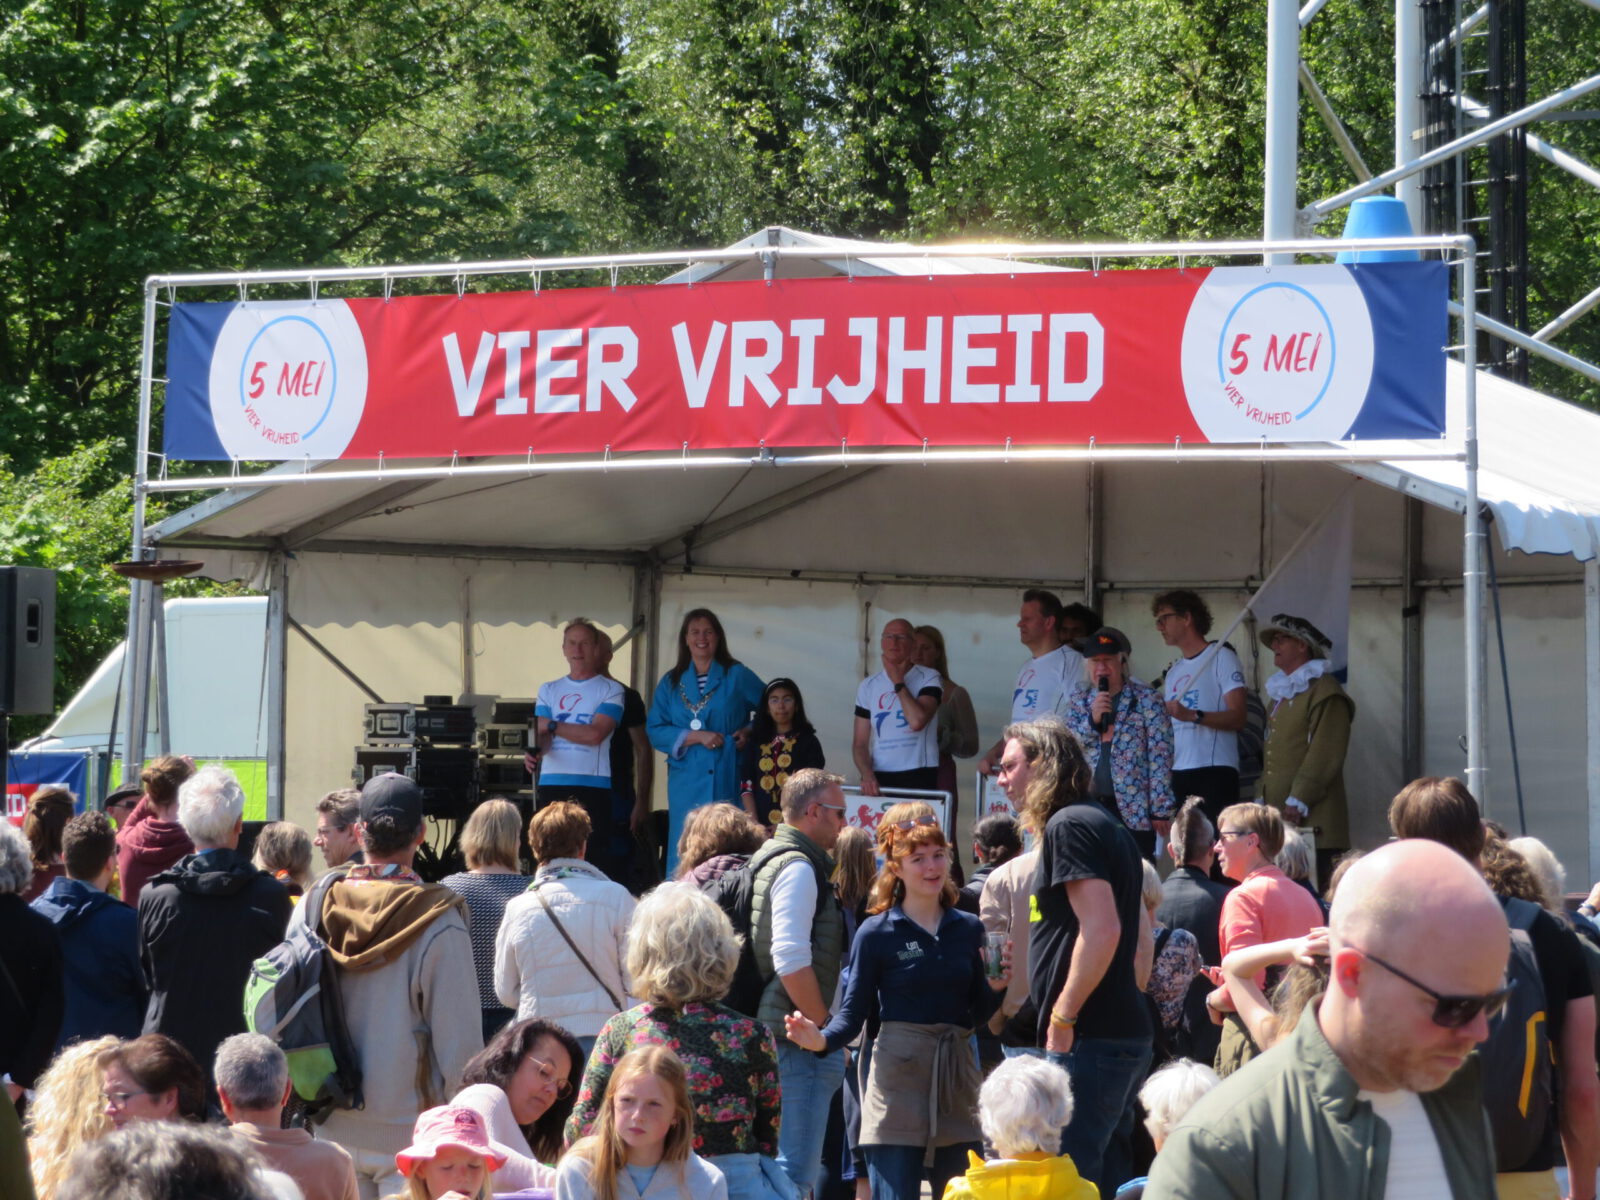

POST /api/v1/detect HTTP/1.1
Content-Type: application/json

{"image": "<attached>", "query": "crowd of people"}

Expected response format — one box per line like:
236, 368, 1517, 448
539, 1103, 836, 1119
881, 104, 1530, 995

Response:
2, 587, 1598, 1200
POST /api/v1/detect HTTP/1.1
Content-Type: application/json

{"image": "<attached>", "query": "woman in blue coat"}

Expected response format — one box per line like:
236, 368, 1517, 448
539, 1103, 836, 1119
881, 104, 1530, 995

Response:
648, 609, 764, 876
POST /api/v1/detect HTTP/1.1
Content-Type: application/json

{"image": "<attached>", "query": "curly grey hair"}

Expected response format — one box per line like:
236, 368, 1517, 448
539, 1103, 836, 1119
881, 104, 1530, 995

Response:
0, 820, 33, 895
626, 882, 738, 1007
977, 1054, 1076, 1158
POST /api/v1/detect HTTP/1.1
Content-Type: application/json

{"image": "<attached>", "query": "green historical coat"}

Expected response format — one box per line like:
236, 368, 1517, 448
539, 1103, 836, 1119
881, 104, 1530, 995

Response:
1255, 671, 1355, 851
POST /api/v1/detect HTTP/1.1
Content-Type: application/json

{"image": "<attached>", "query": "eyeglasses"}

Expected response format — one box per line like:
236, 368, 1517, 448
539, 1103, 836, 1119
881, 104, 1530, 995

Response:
525, 1054, 573, 1097
1154, 612, 1182, 626
812, 800, 846, 814
101, 1089, 152, 1109
1216, 830, 1253, 841
1352, 946, 1514, 1029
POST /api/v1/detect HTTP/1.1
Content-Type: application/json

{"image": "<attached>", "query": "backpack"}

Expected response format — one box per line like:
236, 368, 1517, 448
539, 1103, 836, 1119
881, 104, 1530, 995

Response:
702, 842, 829, 1019
1481, 897, 1554, 1171
243, 870, 364, 1123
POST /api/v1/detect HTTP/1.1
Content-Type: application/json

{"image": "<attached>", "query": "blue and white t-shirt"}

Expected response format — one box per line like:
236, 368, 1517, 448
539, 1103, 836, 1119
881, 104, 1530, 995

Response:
1010, 644, 1087, 722
1162, 642, 1247, 771
535, 674, 625, 788
854, 663, 943, 773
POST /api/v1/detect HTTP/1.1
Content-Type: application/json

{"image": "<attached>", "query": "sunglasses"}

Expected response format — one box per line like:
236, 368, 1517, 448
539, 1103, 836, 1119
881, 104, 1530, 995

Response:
888, 815, 938, 833
1354, 946, 1513, 1028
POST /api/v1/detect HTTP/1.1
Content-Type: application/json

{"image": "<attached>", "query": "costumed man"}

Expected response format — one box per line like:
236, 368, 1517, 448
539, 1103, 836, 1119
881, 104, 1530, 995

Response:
1253, 613, 1354, 883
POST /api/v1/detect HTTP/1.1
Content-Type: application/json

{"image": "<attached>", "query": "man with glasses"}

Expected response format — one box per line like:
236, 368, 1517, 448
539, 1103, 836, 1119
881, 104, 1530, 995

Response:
1147, 838, 1507, 1199
1204, 803, 1323, 1077
749, 768, 849, 1199
1152, 590, 1248, 827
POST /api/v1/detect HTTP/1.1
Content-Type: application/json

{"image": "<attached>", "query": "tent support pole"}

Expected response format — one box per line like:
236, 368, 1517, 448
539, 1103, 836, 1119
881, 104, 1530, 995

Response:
1402, 496, 1425, 781
1462, 250, 1489, 808
1084, 462, 1103, 611
1587, 556, 1600, 885
153, 591, 172, 756
120, 281, 161, 784
264, 551, 289, 822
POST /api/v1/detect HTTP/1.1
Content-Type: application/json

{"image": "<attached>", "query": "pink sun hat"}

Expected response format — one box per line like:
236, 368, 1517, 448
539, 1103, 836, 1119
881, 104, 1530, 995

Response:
395, 1105, 514, 1176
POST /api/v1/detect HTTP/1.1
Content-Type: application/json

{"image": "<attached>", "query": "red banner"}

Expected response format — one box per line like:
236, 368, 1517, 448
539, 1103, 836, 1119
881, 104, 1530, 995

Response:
165, 263, 1448, 461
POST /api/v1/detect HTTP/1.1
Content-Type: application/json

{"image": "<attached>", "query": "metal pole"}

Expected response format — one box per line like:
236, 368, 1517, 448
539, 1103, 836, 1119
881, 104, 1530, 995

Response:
1395, 0, 1425, 232
121, 282, 161, 783
1402, 496, 1424, 781
1264, 0, 1302, 259
153, 589, 171, 755
1305, 71, 1600, 222
1461, 247, 1490, 807
263, 551, 289, 821
1586, 557, 1600, 885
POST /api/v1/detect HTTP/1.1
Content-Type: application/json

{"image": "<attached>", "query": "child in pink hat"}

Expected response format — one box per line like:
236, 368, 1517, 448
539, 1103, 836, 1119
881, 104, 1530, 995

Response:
390, 1105, 515, 1200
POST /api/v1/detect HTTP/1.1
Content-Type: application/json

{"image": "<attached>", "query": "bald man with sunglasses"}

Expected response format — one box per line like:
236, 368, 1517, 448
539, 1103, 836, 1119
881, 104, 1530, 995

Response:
1147, 839, 1507, 1200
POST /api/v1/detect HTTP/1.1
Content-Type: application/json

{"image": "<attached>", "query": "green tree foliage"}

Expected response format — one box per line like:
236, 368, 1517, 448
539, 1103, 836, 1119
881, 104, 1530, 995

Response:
4, 0, 1598, 720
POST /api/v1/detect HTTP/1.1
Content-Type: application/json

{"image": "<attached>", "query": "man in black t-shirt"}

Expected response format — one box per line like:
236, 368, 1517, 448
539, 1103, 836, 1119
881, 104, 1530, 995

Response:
598, 631, 658, 894
999, 717, 1153, 1198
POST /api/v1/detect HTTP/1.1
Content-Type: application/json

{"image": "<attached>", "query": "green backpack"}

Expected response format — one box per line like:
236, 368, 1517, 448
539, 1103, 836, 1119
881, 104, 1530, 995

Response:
243, 870, 363, 1123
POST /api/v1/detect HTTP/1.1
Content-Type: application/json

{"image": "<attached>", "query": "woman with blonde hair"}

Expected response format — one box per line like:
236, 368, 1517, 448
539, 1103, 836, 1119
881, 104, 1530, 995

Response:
250, 822, 314, 898
566, 884, 786, 1200
557, 1046, 726, 1200
911, 626, 979, 814
787, 819, 1008, 1200
26, 1036, 119, 1200
443, 798, 531, 1042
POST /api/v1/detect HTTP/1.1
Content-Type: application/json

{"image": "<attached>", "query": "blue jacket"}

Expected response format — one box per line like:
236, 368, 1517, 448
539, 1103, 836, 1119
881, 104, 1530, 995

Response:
31, 877, 146, 1049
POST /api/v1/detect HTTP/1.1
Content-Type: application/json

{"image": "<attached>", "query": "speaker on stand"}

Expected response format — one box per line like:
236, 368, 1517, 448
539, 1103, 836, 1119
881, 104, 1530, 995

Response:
0, 566, 57, 803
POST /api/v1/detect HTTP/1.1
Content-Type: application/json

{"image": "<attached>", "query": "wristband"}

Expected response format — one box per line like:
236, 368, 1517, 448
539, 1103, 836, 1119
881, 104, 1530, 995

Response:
1048, 1010, 1078, 1029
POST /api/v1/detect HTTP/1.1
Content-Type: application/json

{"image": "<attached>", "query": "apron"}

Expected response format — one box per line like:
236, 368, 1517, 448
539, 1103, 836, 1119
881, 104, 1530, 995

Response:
858, 1020, 982, 1166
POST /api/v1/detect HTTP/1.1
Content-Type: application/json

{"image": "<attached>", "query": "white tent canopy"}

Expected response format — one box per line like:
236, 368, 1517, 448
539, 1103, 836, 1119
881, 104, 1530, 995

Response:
128, 229, 1600, 878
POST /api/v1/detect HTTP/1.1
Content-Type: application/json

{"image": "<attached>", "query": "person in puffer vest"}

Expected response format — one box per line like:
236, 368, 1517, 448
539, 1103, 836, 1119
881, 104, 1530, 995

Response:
747, 768, 846, 1200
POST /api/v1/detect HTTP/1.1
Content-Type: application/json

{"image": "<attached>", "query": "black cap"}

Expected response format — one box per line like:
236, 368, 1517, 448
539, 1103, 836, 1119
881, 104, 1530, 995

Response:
1084, 627, 1132, 657
104, 784, 143, 809
360, 773, 424, 828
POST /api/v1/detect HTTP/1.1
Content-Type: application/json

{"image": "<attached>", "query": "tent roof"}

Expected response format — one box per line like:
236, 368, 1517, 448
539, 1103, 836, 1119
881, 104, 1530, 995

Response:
145, 230, 1600, 564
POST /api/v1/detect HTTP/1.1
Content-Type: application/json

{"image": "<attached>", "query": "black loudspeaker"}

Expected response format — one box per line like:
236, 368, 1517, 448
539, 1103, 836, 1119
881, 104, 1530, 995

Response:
0, 566, 55, 715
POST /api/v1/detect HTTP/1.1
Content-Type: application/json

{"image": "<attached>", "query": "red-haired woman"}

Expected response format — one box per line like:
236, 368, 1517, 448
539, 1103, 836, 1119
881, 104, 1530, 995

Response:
784, 818, 1009, 1200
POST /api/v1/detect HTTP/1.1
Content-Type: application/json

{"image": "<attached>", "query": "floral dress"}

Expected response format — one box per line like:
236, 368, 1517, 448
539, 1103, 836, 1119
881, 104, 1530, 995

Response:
564, 1000, 782, 1157
1148, 922, 1202, 1034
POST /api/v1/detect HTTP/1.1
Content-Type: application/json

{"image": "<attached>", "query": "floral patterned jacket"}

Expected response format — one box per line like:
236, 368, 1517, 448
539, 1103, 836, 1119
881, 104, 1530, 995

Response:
564, 1000, 781, 1158
1065, 676, 1176, 830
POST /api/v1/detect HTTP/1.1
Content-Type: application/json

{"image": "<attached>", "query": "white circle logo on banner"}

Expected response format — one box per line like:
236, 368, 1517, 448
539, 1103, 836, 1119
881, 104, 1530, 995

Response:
1180, 265, 1375, 442
207, 300, 368, 459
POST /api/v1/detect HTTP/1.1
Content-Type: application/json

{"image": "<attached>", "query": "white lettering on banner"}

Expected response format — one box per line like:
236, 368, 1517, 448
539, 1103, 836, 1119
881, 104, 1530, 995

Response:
586, 327, 638, 412
827, 317, 877, 405
496, 331, 530, 414
1047, 313, 1104, 402
951, 314, 1002, 403
1006, 314, 1042, 403
886, 316, 943, 405
534, 328, 583, 414
673, 320, 727, 409
445, 332, 495, 417
787, 319, 825, 405
729, 320, 784, 408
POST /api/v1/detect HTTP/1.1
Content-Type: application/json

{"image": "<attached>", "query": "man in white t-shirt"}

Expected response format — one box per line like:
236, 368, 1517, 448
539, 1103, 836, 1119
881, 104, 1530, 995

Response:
533, 619, 627, 883
1152, 589, 1248, 827
1147, 839, 1508, 1199
852, 618, 943, 795
978, 589, 1088, 775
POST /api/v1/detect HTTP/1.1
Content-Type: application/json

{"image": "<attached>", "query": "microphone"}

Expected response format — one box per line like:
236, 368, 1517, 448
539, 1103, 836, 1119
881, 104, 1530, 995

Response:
1094, 675, 1112, 734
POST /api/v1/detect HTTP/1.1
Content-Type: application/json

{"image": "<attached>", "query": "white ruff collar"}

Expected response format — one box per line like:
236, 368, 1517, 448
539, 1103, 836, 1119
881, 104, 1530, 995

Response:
1265, 658, 1331, 703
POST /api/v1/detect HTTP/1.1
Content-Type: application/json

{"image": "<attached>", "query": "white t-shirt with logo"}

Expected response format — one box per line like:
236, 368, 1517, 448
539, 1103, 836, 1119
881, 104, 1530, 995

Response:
1359, 1088, 1449, 1199
855, 663, 943, 773
1010, 644, 1087, 723
1163, 642, 1247, 772
534, 674, 625, 788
